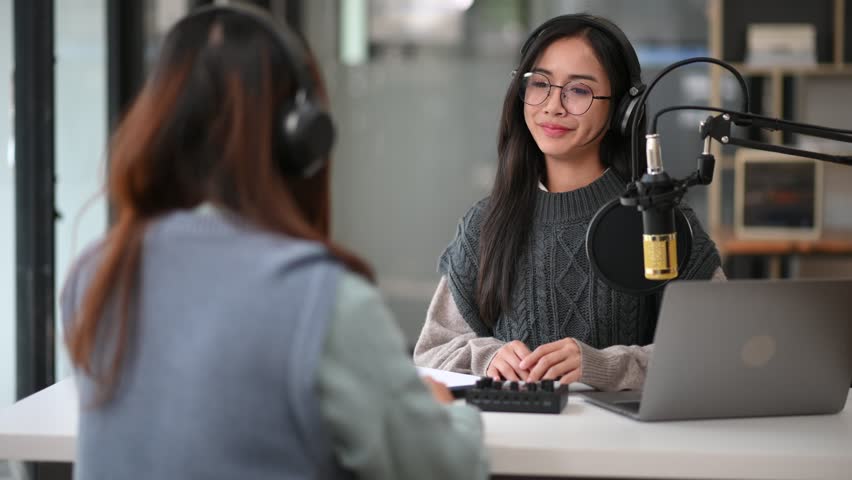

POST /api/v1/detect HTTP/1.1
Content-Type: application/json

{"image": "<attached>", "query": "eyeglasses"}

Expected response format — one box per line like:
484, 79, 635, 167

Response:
519, 72, 612, 115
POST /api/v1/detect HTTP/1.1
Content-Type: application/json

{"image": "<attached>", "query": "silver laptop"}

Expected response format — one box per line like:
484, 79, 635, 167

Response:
581, 278, 852, 421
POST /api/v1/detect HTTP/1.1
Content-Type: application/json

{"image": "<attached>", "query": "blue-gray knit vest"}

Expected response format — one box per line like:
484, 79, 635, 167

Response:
61, 210, 350, 480
439, 169, 721, 350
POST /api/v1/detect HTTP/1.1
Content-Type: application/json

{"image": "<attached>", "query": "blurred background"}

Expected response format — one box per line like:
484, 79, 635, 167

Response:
2, 2, 852, 477
309, 0, 716, 342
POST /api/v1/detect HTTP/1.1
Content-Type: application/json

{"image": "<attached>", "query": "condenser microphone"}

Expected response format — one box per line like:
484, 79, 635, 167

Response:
586, 184, 693, 295
587, 134, 697, 294
640, 134, 678, 280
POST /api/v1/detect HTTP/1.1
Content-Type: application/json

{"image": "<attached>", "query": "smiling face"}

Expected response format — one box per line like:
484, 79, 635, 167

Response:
522, 35, 612, 167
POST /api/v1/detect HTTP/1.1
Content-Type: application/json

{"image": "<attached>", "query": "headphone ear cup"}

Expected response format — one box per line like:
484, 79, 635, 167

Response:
277, 98, 336, 178
611, 86, 644, 137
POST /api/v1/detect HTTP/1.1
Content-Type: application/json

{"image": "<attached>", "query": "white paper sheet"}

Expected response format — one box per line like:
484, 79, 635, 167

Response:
416, 367, 479, 387
416, 366, 594, 391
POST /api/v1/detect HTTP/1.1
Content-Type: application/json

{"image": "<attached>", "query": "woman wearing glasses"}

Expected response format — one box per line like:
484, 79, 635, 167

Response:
414, 14, 723, 390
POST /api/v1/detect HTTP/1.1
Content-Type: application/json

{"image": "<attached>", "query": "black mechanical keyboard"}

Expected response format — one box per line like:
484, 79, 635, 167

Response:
451, 377, 569, 414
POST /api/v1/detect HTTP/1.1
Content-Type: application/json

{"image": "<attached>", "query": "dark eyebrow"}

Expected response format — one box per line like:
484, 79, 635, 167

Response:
531, 67, 599, 83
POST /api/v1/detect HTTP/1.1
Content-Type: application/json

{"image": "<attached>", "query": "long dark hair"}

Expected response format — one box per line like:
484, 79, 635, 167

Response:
66, 9, 374, 395
477, 16, 647, 327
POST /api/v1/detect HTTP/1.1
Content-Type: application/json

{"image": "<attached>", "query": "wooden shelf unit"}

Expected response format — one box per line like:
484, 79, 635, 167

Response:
707, 0, 852, 259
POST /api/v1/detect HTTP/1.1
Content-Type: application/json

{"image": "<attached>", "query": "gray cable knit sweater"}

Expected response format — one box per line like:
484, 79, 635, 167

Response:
416, 169, 722, 389
440, 169, 721, 349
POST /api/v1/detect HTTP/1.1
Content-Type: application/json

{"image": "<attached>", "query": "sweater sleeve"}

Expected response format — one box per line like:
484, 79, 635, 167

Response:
317, 272, 489, 480
578, 265, 727, 391
413, 277, 505, 376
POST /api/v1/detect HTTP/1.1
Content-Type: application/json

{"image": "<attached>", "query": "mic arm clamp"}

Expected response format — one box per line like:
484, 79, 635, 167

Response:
619, 170, 709, 211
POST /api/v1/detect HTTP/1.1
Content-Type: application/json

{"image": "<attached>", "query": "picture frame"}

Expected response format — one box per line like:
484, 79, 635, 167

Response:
734, 150, 824, 240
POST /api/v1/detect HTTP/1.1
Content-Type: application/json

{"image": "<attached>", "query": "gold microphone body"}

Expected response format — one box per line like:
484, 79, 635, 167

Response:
642, 134, 679, 281
643, 232, 678, 280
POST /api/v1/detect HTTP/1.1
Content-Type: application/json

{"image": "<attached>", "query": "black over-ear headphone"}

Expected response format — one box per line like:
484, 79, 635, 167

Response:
520, 14, 645, 137
185, 4, 335, 178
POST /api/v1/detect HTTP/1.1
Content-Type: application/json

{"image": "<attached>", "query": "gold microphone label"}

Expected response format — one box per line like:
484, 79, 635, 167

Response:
643, 233, 678, 280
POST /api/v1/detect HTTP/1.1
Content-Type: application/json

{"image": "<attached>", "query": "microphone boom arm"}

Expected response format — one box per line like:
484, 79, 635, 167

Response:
611, 56, 852, 285
702, 112, 852, 167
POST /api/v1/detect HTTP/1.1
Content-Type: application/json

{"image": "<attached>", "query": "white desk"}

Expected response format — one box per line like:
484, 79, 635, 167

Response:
0, 379, 76, 462
485, 394, 852, 479
1, 378, 851, 478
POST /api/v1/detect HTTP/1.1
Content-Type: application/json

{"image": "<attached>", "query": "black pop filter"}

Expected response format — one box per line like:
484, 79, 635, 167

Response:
586, 198, 693, 295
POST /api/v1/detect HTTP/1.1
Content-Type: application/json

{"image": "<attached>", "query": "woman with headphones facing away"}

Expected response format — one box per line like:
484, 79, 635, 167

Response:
414, 14, 725, 390
61, 5, 487, 479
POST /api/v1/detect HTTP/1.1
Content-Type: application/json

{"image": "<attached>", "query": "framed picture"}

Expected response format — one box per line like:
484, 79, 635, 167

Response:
734, 150, 824, 240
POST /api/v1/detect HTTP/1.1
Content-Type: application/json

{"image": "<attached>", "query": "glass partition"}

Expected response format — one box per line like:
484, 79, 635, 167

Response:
0, 0, 17, 410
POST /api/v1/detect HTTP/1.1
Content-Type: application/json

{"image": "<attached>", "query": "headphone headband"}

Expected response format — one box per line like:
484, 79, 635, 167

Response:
179, 4, 335, 177
185, 4, 314, 95
520, 14, 642, 93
